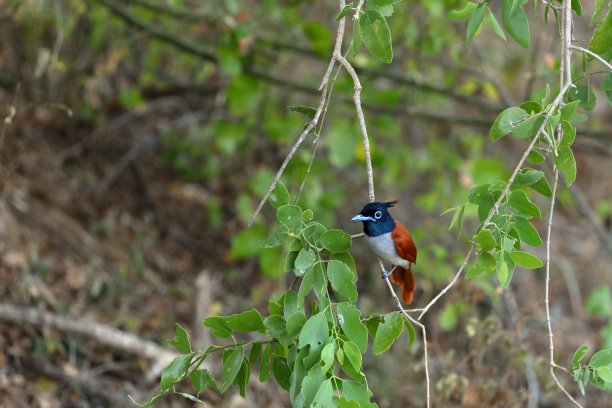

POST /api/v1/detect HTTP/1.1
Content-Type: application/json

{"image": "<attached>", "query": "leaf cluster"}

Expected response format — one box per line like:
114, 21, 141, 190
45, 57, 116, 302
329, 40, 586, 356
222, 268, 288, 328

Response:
140, 182, 416, 407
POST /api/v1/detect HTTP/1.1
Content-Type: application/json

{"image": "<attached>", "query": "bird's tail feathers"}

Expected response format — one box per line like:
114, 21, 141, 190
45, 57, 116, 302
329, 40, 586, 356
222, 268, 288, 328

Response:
390, 265, 415, 304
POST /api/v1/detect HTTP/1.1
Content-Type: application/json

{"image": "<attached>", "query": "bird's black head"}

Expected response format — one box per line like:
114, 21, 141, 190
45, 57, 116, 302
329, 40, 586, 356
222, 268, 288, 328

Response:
351, 201, 397, 237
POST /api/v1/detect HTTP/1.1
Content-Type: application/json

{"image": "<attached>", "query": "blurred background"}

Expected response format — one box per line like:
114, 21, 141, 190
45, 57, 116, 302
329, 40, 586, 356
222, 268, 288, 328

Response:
0, 0, 610, 407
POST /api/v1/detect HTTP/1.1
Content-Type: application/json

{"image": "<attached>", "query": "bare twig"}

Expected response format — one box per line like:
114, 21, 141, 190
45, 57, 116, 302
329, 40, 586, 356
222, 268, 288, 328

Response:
542, 2, 583, 406
379, 260, 430, 408
570, 45, 612, 71
0, 303, 178, 382
545, 171, 583, 408
335, 55, 375, 202
248, 2, 349, 226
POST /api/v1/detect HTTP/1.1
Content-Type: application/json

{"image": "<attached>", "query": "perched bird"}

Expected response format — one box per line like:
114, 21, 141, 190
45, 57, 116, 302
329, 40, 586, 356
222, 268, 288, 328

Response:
351, 201, 417, 304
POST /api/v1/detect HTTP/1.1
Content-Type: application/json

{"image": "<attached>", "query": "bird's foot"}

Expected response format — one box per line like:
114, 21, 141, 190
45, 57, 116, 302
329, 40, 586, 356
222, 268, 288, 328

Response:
381, 266, 397, 280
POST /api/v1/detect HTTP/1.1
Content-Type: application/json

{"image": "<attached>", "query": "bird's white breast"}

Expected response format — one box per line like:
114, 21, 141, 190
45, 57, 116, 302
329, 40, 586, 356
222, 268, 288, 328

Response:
365, 232, 410, 267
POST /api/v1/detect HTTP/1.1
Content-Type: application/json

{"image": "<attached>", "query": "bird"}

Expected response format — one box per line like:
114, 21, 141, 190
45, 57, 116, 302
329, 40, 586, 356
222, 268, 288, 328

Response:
351, 201, 417, 304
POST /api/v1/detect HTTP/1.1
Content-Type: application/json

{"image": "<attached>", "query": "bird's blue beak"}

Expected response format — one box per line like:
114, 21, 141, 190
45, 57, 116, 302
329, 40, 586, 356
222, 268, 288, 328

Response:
351, 214, 374, 222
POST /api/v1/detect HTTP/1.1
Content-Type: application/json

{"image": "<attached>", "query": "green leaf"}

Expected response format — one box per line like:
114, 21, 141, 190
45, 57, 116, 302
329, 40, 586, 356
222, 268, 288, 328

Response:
272, 356, 291, 390
501, 0, 530, 48
221, 349, 244, 392
283, 290, 299, 319
571, 0, 582, 16
573, 345, 589, 368
169, 323, 191, 354
261, 228, 287, 249
343, 340, 362, 372
589, 2, 612, 61
259, 345, 272, 382
288, 105, 317, 119
311, 379, 334, 408
298, 262, 327, 303
372, 311, 403, 355
597, 366, 612, 382
327, 260, 358, 303
277, 205, 302, 230
203, 317, 232, 338
359, 9, 393, 63
302, 222, 327, 242
402, 315, 416, 345
509, 251, 543, 268
225, 309, 265, 333
295, 248, 317, 274
591, 0, 607, 26
299, 364, 325, 407
475, 228, 497, 252
554, 146, 577, 186
330, 252, 357, 274
337, 303, 368, 352
513, 168, 544, 187
342, 379, 376, 408
320, 229, 352, 253
586, 287, 612, 316
560, 120, 576, 147
496, 256, 510, 286
286, 311, 307, 336
512, 216, 543, 247
190, 368, 217, 394
465, 252, 496, 279
509, 190, 542, 218
512, 114, 545, 138
368, 0, 402, 17
320, 342, 335, 374
488, 8, 507, 41
466, 2, 486, 45
249, 343, 262, 366
526, 150, 546, 164
264, 315, 285, 336
236, 359, 250, 397
531, 175, 553, 197
160, 354, 193, 391
520, 100, 542, 114
449, 2, 477, 19
559, 100, 580, 120
299, 312, 329, 350
269, 181, 290, 209
490, 107, 527, 141
336, 4, 354, 21
590, 349, 612, 368
567, 84, 597, 111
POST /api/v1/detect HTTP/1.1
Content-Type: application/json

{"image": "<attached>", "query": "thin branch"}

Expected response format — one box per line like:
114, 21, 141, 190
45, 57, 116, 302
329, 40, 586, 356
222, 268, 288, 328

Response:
336, 55, 375, 202
545, 171, 583, 408
417, 246, 474, 319
248, 1, 348, 226
379, 260, 430, 408
415, 82, 572, 320
570, 45, 612, 71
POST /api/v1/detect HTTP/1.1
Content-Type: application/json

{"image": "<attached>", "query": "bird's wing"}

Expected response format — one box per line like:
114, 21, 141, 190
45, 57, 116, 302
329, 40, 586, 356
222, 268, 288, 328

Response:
392, 220, 417, 264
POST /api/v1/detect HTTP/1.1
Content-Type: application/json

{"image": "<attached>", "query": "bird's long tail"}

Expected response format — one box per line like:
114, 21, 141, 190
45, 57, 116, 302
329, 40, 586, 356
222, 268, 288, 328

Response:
389, 265, 415, 304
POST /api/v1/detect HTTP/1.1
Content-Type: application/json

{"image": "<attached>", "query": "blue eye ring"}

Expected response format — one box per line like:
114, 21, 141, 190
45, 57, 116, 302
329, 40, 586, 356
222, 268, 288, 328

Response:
374, 211, 382, 219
